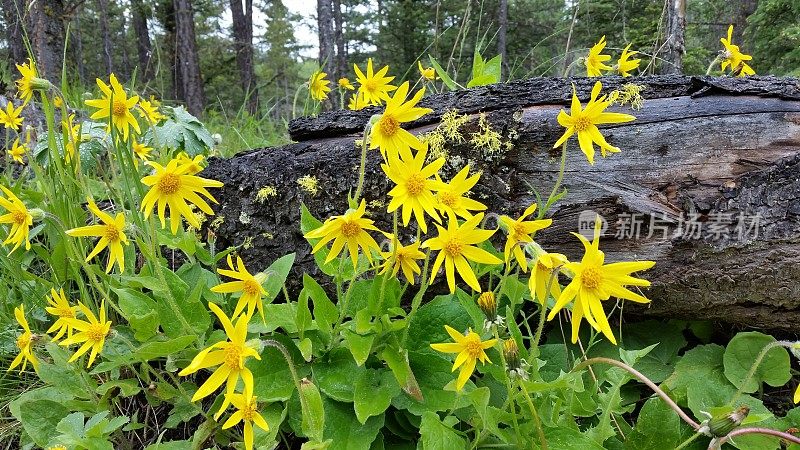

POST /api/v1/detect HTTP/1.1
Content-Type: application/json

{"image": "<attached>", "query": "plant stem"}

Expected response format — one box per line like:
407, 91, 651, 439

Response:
531, 267, 561, 352
712, 427, 800, 448
519, 381, 547, 450
539, 143, 567, 219
728, 340, 794, 405
675, 432, 702, 450
351, 122, 372, 206
573, 357, 700, 429
705, 55, 722, 75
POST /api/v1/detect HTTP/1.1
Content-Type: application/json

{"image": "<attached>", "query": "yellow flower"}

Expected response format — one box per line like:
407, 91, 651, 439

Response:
354, 58, 396, 105
529, 251, 568, 304
221, 391, 270, 450
553, 81, 636, 164
8, 137, 27, 164
382, 144, 443, 233
211, 255, 268, 322
137, 98, 164, 124
60, 301, 111, 367
53, 96, 64, 108
499, 203, 552, 272
132, 139, 153, 165
616, 44, 641, 77
0, 101, 24, 131
422, 213, 502, 293
0, 186, 33, 253
434, 165, 486, 220
348, 92, 369, 111
309, 70, 331, 101
547, 217, 654, 344
45, 288, 80, 341
379, 237, 426, 284
418, 61, 436, 81
179, 302, 261, 404
62, 113, 81, 162
176, 152, 205, 175
370, 82, 432, 160
304, 199, 381, 269
720, 25, 755, 76
795, 384, 800, 404
15, 59, 40, 105
85, 73, 141, 141
430, 325, 497, 391
8, 304, 38, 374
338, 77, 355, 90
585, 36, 613, 77
140, 158, 224, 234
66, 199, 129, 273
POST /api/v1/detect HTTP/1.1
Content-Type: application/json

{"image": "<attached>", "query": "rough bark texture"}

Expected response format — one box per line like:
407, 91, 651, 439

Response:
2, 0, 27, 67
203, 75, 800, 332
317, 0, 335, 110
662, 0, 686, 74
173, 0, 205, 116
97, 0, 114, 74
230, 0, 258, 114
333, 0, 345, 82
497, 0, 508, 79
28, 0, 65, 81
131, 0, 154, 84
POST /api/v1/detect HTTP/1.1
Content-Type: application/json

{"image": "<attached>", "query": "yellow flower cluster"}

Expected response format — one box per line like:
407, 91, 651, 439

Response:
585, 36, 641, 77
720, 25, 755, 76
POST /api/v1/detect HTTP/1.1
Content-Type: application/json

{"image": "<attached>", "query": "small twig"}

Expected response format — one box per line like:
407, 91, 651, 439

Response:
711, 427, 800, 449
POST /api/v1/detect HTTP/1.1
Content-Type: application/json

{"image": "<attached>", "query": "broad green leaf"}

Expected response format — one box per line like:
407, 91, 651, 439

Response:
625, 398, 687, 450
544, 427, 606, 450
134, 335, 196, 361
354, 369, 400, 424
113, 287, 159, 341
252, 335, 309, 402
314, 347, 365, 402
467, 52, 502, 88
264, 253, 295, 303
303, 274, 338, 334
300, 379, 325, 442
343, 330, 374, 366
153, 267, 210, 338
380, 346, 423, 402
322, 397, 383, 450
19, 400, 69, 447
97, 379, 142, 397
420, 411, 466, 450
296, 289, 313, 335
406, 294, 471, 352
723, 331, 790, 393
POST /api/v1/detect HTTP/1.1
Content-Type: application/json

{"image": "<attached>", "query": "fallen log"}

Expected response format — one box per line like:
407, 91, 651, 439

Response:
202, 75, 800, 331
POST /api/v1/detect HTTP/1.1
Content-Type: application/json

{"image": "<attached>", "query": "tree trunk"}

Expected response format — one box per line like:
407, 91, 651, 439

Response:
317, 0, 335, 109
662, 0, 686, 74
2, 0, 27, 67
131, 0, 154, 84
96, 0, 114, 74
497, 0, 508, 80
72, 12, 86, 84
202, 75, 800, 332
333, 0, 345, 82
173, 0, 205, 116
230, 0, 258, 114
28, 0, 65, 81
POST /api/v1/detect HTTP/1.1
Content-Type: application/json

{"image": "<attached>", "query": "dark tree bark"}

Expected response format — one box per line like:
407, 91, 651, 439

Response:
316, 0, 335, 109
662, 0, 686, 74
2, 0, 27, 67
96, 0, 114, 74
119, 12, 131, 79
28, 0, 65, 81
72, 12, 86, 84
203, 75, 800, 332
131, 0, 154, 84
497, 0, 508, 79
230, 0, 258, 114
173, 0, 205, 115
333, 0, 345, 81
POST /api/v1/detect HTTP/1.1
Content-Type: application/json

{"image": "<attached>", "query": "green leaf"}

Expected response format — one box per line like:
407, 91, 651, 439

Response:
300, 379, 325, 442
428, 55, 458, 91
152, 267, 210, 338
354, 369, 400, 424
264, 253, 295, 303
134, 335, 196, 361
420, 411, 466, 450
343, 330, 374, 366
19, 400, 69, 447
379, 346, 423, 402
723, 331, 791, 393
406, 294, 471, 352
97, 379, 142, 397
544, 427, 606, 450
296, 289, 313, 335
625, 398, 687, 450
252, 335, 309, 402
113, 287, 160, 341
323, 397, 383, 450
467, 51, 502, 88
303, 274, 338, 334
314, 347, 365, 402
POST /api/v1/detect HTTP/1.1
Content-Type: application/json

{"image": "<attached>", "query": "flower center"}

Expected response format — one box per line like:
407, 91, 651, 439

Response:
112, 98, 127, 117
87, 323, 108, 342
405, 173, 425, 196
536, 261, 549, 272
444, 238, 463, 257
574, 115, 592, 132
241, 400, 257, 421
158, 173, 181, 195
581, 267, 603, 289
379, 115, 399, 137
512, 223, 529, 240
104, 224, 120, 242
11, 210, 27, 225
243, 279, 261, 297
364, 78, 378, 92
340, 220, 361, 238
224, 343, 244, 370
438, 191, 457, 207
57, 307, 75, 318
464, 336, 483, 358
16, 333, 31, 349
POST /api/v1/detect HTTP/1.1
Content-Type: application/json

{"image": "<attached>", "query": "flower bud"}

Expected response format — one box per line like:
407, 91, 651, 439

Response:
477, 291, 497, 320
704, 406, 749, 437
31, 77, 53, 92
28, 208, 46, 221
